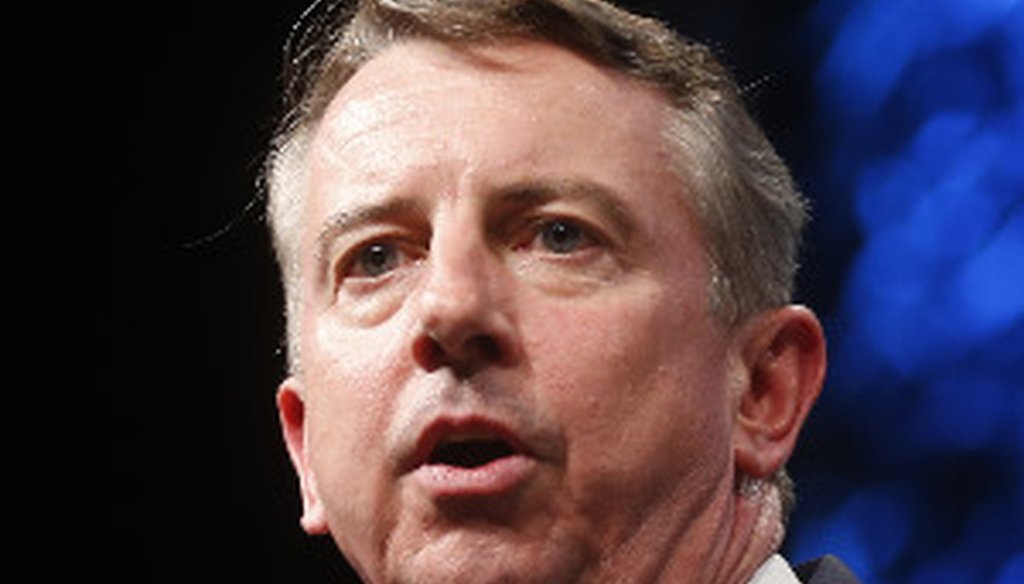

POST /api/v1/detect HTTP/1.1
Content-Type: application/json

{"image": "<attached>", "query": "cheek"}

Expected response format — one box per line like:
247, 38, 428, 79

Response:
523, 281, 716, 409
522, 285, 733, 490
304, 315, 413, 453
301, 315, 414, 525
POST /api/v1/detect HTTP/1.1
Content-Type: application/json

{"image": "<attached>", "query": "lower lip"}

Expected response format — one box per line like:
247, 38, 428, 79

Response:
412, 454, 536, 498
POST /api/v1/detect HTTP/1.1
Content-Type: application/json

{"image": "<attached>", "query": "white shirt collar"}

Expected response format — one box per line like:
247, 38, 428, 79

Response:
748, 554, 801, 584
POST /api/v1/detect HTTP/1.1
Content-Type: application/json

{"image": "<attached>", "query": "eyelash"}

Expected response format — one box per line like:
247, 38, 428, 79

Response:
517, 216, 605, 254
335, 237, 423, 282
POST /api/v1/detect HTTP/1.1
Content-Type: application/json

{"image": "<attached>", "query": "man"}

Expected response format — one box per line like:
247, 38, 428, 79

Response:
265, 1, 858, 582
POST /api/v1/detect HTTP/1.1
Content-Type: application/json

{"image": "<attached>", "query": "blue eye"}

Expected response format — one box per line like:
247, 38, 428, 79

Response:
354, 242, 399, 277
539, 220, 585, 254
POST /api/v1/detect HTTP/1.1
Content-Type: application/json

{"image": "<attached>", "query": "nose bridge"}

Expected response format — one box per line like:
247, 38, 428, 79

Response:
412, 200, 520, 373
420, 203, 492, 325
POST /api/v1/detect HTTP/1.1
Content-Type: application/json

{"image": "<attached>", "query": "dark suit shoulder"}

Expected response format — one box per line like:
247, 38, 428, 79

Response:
794, 555, 862, 584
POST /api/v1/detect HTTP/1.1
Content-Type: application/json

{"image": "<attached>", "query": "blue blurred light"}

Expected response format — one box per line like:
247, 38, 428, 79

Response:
790, 484, 917, 581
995, 554, 1024, 584
1006, 8, 1024, 93
908, 559, 976, 584
909, 375, 1008, 453
816, 0, 1022, 123
928, 0, 1022, 51
1016, 388, 1024, 465
816, 0, 921, 122
793, 0, 1024, 581
950, 208, 1024, 338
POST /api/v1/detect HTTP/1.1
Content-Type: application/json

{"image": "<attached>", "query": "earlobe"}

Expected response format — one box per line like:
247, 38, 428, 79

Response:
277, 378, 329, 534
733, 306, 827, 479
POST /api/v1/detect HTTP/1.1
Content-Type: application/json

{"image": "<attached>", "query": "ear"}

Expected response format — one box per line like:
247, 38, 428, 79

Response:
277, 377, 328, 534
732, 306, 826, 479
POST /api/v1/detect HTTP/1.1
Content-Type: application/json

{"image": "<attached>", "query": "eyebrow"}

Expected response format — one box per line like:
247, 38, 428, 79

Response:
489, 179, 636, 239
312, 179, 636, 283
314, 197, 424, 281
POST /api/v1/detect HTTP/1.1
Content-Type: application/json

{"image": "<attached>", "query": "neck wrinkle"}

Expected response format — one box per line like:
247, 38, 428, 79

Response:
587, 472, 742, 584
706, 480, 785, 584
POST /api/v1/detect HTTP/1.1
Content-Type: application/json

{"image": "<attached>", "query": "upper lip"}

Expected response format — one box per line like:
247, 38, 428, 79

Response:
404, 415, 532, 472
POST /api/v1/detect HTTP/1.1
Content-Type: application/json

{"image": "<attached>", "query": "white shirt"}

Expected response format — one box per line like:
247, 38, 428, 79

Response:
748, 554, 802, 584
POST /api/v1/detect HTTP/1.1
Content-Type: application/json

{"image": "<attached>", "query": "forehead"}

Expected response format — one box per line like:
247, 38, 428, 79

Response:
310, 38, 676, 184
326, 38, 662, 124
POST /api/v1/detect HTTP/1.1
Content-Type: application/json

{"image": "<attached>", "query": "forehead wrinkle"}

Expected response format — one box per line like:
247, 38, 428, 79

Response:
316, 40, 636, 157
315, 92, 431, 170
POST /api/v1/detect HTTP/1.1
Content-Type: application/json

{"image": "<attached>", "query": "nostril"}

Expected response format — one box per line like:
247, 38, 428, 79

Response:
412, 329, 508, 375
412, 334, 446, 372
467, 335, 501, 363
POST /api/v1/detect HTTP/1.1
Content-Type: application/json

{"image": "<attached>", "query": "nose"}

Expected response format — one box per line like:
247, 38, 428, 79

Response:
411, 227, 521, 377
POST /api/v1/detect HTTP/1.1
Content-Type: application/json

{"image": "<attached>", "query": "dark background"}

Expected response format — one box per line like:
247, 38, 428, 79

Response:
11, 0, 1019, 582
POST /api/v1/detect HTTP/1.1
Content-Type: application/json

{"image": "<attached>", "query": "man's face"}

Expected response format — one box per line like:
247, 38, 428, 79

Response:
285, 40, 744, 583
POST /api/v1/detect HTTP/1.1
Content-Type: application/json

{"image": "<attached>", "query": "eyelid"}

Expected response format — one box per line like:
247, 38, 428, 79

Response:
515, 213, 611, 251
332, 233, 425, 284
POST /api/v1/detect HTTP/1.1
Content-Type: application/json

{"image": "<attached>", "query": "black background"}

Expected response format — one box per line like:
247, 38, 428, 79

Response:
10, 1, 831, 581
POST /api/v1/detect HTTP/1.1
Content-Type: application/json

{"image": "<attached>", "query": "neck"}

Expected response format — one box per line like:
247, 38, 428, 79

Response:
651, 476, 784, 584
588, 475, 784, 584
704, 477, 785, 584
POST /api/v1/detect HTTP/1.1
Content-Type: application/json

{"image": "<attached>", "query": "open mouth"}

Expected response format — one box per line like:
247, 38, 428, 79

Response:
428, 436, 518, 468
409, 417, 539, 497
413, 418, 530, 471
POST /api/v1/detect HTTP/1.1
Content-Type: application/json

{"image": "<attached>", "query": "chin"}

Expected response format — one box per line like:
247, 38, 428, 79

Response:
384, 529, 588, 584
